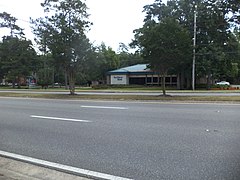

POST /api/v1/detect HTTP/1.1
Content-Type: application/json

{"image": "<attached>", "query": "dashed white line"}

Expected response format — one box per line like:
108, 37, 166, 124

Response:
81, 105, 128, 110
0, 150, 133, 180
31, 115, 91, 123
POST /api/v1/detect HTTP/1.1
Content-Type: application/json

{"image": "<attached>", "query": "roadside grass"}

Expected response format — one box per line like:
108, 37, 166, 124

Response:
1, 86, 240, 93
0, 92, 240, 102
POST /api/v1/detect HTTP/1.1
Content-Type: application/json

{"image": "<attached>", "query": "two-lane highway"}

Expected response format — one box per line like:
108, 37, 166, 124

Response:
1, 97, 240, 179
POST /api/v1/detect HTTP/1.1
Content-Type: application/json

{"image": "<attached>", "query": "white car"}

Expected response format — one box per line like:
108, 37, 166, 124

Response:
216, 81, 230, 86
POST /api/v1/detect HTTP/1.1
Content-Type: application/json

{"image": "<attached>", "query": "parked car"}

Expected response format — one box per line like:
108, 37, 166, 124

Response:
216, 81, 230, 86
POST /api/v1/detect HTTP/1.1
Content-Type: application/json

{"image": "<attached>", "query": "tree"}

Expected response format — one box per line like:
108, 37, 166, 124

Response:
31, 0, 92, 94
99, 45, 120, 80
36, 54, 55, 88
143, 0, 195, 89
0, 12, 24, 37
0, 12, 37, 88
132, 18, 191, 95
142, 0, 240, 88
0, 36, 37, 88
87, 44, 120, 83
118, 43, 145, 67
194, 0, 239, 87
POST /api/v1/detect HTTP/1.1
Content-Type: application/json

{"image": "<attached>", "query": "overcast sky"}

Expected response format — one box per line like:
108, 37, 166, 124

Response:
0, 0, 164, 51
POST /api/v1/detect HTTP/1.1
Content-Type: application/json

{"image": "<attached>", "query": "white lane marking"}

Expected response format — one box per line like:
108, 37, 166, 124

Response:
31, 115, 91, 123
0, 150, 133, 180
81, 105, 128, 110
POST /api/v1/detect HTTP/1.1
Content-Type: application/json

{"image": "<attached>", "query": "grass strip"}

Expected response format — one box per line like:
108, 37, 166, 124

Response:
0, 92, 240, 102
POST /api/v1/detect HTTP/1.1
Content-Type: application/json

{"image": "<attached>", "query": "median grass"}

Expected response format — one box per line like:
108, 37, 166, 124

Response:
1, 91, 240, 102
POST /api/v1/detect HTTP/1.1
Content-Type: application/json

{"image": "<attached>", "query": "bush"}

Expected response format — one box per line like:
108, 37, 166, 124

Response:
91, 84, 144, 89
211, 84, 230, 89
91, 84, 176, 90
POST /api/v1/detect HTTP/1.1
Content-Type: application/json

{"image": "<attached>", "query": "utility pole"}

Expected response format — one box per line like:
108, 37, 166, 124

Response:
192, 5, 197, 90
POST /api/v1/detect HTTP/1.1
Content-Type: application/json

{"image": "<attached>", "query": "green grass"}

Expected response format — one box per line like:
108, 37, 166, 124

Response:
0, 92, 240, 102
1, 85, 240, 102
1, 86, 240, 93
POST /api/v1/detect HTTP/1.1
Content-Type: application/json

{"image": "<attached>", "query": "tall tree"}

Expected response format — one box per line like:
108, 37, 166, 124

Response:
132, 18, 191, 95
195, 0, 239, 86
31, 0, 92, 94
0, 12, 37, 87
0, 36, 37, 88
36, 53, 55, 88
118, 43, 145, 67
90, 44, 120, 83
142, 0, 240, 88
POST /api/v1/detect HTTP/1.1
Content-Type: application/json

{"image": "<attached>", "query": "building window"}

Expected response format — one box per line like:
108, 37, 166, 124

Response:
129, 77, 146, 85
147, 77, 152, 83
166, 77, 170, 83
153, 77, 158, 83
172, 77, 177, 83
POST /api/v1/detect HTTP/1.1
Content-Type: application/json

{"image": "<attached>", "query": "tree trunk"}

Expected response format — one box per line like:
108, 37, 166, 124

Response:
206, 72, 211, 90
51, 68, 55, 88
180, 70, 185, 89
12, 79, 16, 89
16, 76, 21, 89
162, 73, 166, 96
68, 69, 76, 95
69, 82, 75, 95
64, 69, 68, 90
177, 73, 181, 90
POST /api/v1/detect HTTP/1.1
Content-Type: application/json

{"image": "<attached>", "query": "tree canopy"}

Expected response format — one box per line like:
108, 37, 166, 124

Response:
0, 12, 24, 37
31, 0, 92, 94
133, 0, 240, 91
132, 17, 191, 95
0, 12, 37, 88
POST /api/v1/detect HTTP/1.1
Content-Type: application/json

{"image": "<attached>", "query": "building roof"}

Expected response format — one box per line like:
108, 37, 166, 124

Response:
108, 64, 153, 75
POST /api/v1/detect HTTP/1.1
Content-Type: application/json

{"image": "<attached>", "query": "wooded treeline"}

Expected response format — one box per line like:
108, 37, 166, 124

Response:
0, 0, 239, 93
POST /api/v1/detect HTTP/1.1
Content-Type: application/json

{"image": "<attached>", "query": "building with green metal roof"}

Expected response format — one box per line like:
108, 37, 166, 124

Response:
107, 64, 178, 86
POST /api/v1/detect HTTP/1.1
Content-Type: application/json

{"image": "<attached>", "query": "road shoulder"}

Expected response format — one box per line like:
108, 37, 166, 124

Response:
0, 156, 90, 180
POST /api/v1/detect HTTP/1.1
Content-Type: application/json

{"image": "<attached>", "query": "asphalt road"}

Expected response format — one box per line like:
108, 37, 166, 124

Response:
1, 97, 240, 179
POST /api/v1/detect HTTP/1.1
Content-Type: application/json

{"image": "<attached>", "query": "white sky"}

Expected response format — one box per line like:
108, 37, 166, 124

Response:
0, 0, 162, 51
